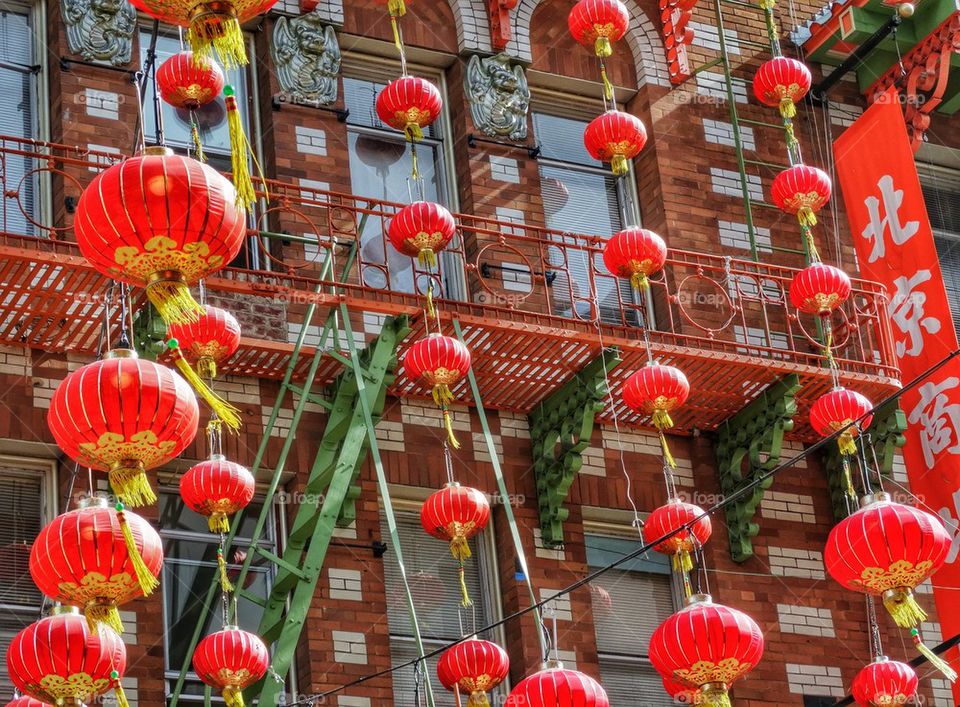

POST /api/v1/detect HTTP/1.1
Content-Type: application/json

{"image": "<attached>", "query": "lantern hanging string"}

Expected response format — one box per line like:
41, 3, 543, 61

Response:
280, 344, 960, 706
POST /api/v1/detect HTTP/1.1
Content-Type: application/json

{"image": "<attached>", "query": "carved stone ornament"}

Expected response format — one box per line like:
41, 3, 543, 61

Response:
271, 12, 342, 105
61, 0, 136, 66
466, 53, 530, 141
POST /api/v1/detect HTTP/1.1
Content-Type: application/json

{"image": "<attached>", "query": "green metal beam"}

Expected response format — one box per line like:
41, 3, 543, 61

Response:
529, 348, 622, 547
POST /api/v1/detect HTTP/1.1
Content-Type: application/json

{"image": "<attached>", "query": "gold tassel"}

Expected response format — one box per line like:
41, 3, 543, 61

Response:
432, 383, 454, 407
109, 461, 157, 508
758, 0, 776, 8
117, 505, 159, 595
405, 123, 424, 143
652, 409, 674, 430
198, 357, 217, 380
146, 277, 205, 325
779, 97, 797, 119
884, 588, 927, 628
218, 547, 235, 593
842, 458, 855, 499
630, 272, 649, 292
600, 65, 614, 101
390, 15, 404, 54
111, 671, 130, 707
784, 121, 798, 149
457, 562, 473, 607
594, 36, 613, 58
209, 512, 231, 534
418, 248, 437, 269
191, 120, 206, 163
610, 154, 629, 176
426, 285, 436, 320
912, 628, 958, 681
188, 16, 247, 70
442, 407, 461, 449
223, 686, 246, 707
801, 224, 821, 262
660, 431, 677, 469
169, 341, 243, 432
837, 432, 857, 457
225, 90, 255, 209
798, 207, 818, 228
85, 603, 125, 635
700, 684, 732, 707
450, 532, 472, 562
467, 691, 490, 707
672, 550, 693, 573
387, 0, 406, 15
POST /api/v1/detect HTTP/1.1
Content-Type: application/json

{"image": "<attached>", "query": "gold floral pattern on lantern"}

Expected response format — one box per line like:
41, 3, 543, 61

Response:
32, 673, 112, 701
57, 572, 140, 604
114, 236, 225, 282
675, 657, 753, 686
77, 430, 177, 469
857, 560, 935, 593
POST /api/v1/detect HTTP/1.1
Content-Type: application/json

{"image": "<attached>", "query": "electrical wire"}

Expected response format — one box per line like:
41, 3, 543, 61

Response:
281, 345, 960, 706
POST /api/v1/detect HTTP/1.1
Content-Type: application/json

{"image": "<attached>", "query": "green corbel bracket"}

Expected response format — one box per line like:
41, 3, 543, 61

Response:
715, 374, 801, 563
529, 347, 622, 548
822, 399, 907, 520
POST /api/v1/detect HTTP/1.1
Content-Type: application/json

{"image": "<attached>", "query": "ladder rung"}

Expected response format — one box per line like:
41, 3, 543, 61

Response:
744, 158, 788, 170
271, 566, 303, 595
739, 118, 787, 130
328, 350, 351, 367
235, 587, 267, 607
719, 0, 765, 10
255, 546, 308, 579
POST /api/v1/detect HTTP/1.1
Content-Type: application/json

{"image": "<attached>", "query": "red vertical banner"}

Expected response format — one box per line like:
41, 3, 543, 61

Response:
835, 89, 960, 690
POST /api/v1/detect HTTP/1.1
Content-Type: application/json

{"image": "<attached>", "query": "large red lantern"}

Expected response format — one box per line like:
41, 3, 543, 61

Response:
180, 456, 256, 533
584, 110, 647, 176
47, 349, 199, 507
156, 51, 225, 109
388, 201, 457, 268
771, 164, 832, 228
649, 595, 764, 707
568, 0, 630, 57
421, 483, 490, 562
752, 57, 812, 119
29, 496, 163, 634
663, 676, 701, 705
74, 147, 246, 325
622, 362, 689, 429
505, 662, 609, 707
437, 638, 510, 707
403, 333, 471, 448
193, 627, 269, 707
851, 658, 918, 706
602, 227, 667, 291
643, 498, 712, 572
168, 305, 242, 379
789, 262, 851, 316
376, 76, 443, 143
6, 608, 128, 706
809, 386, 873, 455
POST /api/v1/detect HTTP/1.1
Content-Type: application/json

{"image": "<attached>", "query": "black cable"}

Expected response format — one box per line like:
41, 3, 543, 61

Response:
285, 347, 960, 705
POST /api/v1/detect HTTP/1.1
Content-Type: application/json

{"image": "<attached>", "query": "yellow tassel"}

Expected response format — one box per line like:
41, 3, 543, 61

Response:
700, 684, 732, 707
442, 407, 461, 450
218, 548, 235, 593
630, 272, 649, 292
390, 15, 404, 54
225, 94, 255, 209
387, 0, 406, 15
467, 691, 490, 707
223, 686, 246, 707
410, 145, 420, 180
594, 36, 613, 58
672, 550, 693, 573
652, 409, 674, 430
801, 225, 821, 262
457, 562, 473, 608
433, 384, 454, 407
109, 461, 157, 508
405, 123, 424, 143
114, 682, 131, 707
198, 357, 217, 380
146, 278, 205, 326
169, 343, 243, 432
758, 0, 776, 8
191, 121, 206, 163
426, 285, 436, 320
188, 15, 247, 70
450, 534, 472, 562
209, 513, 231, 534
784, 121, 798, 149
117, 507, 159, 596
883, 588, 927, 628
842, 459, 855, 499
84, 603, 124, 635
418, 248, 437, 269
912, 630, 958, 682
600, 65, 614, 101
837, 432, 857, 457
660, 431, 677, 469
779, 97, 797, 119
611, 154, 629, 176
798, 207, 818, 228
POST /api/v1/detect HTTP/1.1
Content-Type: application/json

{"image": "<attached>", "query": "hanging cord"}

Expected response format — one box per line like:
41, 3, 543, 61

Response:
146, 20, 165, 147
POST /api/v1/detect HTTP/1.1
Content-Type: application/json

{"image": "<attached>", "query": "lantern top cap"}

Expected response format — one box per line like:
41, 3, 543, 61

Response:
209, 453, 227, 462
541, 659, 565, 670
50, 604, 80, 616
78, 493, 110, 509
685, 592, 712, 607
141, 145, 174, 157
105, 348, 139, 360
860, 491, 892, 507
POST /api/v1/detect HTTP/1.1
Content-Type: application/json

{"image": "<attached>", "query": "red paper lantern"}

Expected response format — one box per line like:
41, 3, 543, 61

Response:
376, 76, 443, 142
649, 594, 764, 707
6, 608, 127, 706
421, 483, 490, 562
602, 227, 667, 291
4, 698, 51, 707
809, 387, 873, 455
403, 333, 472, 447
156, 51, 224, 109
771, 164, 832, 228
180, 456, 256, 533
74, 147, 246, 325
47, 349, 199, 507
752, 57, 812, 119
643, 498, 712, 572
193, 627, 269, 707
663, 676, 701, 705
29, 496, 163, 634
437, 638, 510, 707
789, 262, 852, 315
851, 658, 918, 706
568, 0, 630, 57
622, 362, 689, 430
584, 110, 647, 176
388, 201, 457, 268
504, 663, 609, 707
168, 306, 242, 379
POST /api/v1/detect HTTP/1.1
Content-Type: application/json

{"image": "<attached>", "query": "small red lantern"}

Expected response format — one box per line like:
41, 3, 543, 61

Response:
789, 262, 851, 316
403, 333, 472, 448
752, 57, 812, 119
809, 386, 873, 455
851, 658, 918, 706
4, 698, 51, 707
156, 51, 225, 109
180, 456, 256, 533
29, 496, 163, 634
643, 498, 712, 572
622, 362, 690, 429
437, 638, 510, 707
504, 662, 609, 707
48, 349, 199, 507
421, 483, 490, 562
568, 0, 630, 57
6, 608, 128, 706
75, 147, 246, 325
168, 306, 242, 379
193, 627, 269, 707
388, 201, 457, 268
663, 676, 701, 705
649, 595, 764, 707
376, 76, 443, 143
771, 164, 832, 228
584, 110, 647, 176
602, 227, 667, 291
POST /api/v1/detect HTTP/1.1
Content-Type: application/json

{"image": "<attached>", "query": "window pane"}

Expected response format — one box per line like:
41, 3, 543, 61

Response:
345, 76, 438, 139
0, 11, 34, 236
599, 657, 673, 707
534, 112, 598, 167
921, 167, 960, 335
159, 489, 265, 540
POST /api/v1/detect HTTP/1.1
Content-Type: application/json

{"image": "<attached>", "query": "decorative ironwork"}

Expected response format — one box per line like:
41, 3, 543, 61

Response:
271, 12, 342, 106
61, 0, 136, 66
488, 0, 519, 51
715, 374, 800, 563
530, 348, 621, 547
465, 53, 530, 141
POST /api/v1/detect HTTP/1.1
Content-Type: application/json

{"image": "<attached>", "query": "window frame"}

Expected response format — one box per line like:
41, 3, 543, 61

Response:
919, 162, 960, 336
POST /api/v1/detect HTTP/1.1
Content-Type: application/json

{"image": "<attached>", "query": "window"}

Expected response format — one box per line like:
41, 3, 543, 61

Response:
381, 510, 500, 706
920, 165, 960, 335
586, 533, 676, 707
532, 111, 636, 324
0, 463, 49, 696
159, 488, 276, 703
344, 70, 454, 296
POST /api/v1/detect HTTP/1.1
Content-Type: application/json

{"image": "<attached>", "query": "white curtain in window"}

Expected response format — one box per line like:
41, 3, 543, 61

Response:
0, 10, 34, 236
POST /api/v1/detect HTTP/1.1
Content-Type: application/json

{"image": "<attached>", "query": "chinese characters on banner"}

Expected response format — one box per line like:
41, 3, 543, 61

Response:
834, 89, 960, 689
